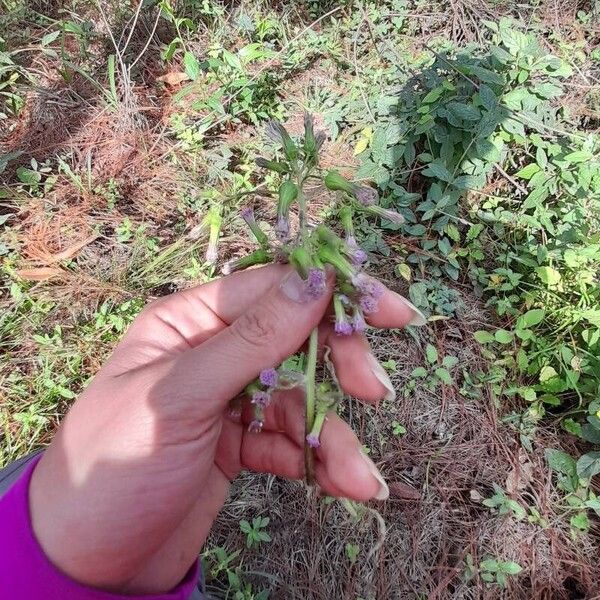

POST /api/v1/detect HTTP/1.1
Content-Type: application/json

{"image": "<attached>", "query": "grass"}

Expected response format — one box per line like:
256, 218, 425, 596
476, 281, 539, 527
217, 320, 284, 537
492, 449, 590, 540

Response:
1, 0, 600, 597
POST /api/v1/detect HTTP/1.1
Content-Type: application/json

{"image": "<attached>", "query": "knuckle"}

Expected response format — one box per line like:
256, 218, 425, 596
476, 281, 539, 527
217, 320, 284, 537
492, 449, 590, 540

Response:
234, 303, 280, 348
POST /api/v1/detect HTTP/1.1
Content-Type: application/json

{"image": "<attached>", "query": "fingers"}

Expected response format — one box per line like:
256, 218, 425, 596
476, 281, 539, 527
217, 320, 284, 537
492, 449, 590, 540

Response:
169, 267, 335, 415
238, 391, 387, 501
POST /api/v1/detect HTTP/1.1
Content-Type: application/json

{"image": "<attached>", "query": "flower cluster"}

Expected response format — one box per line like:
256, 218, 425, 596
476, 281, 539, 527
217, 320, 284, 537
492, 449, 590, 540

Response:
222, 115, 405, 466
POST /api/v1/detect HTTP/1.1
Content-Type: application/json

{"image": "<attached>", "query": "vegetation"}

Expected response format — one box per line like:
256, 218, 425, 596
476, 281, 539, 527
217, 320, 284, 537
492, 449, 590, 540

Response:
1, 1, 599, 598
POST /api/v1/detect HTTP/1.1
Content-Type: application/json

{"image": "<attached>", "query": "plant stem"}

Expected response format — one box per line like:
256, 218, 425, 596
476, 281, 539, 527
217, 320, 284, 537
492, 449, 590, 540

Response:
304, 327, 318, 485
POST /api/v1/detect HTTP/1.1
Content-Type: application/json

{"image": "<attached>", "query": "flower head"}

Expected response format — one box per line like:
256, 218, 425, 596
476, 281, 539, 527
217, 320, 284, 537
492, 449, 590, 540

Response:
306, 268, 326, 299
306, 433, 321, 448
352, 309, 367, 332
251, 391, 271, 407
275, 215, 290, 240
353, 185, 379, 206
335, 320, 353, 336
248, 419, 264, 433
260, 368, 279, 388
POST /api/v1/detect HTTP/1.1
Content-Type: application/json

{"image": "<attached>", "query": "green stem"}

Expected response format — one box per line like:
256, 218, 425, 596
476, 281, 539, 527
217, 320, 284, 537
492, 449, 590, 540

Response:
304, 327, 319, 485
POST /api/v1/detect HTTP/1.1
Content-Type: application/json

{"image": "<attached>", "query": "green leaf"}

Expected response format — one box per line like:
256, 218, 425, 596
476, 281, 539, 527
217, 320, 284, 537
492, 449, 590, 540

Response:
422, 87, 444, 103
411, 367, 428, 378
581, 424, 600, 444
536, 266, 561, 286
42, 30, 61, 46
515, 163, 540, 180
494, 329, 513, 344
183, 51, 200, 80
501, 562, 522, 575
16, 167, 41, 185
447, 101, 480, 121
545, 449, 576, 476
576, 452, 600, 481
570, 512, 589, 531
425, 344, 438, 364
435, 367, 452, 385
442, 355, 459, 369
516, 309, 545, 329
422, 161, 452, 182
563, 150, 593, 164
532, 82, 563, 99
473, 330, 494, 344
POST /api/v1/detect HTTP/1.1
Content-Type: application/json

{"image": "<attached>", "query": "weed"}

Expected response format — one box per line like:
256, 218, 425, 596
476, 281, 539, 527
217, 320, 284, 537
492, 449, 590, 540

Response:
239, 516, 271, 549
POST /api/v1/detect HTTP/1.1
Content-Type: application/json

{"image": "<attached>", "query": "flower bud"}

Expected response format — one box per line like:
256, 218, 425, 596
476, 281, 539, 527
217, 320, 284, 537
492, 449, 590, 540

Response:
241, 206, 269, 247
222, 248, 272, 275
317, 245, 356, 280
289, 246, 312, 279
266, 120, 298, 161
353, 185, 379, 206
324, 170, 355, 194
255, 157, 290, 174
333, 294, 353, 336
364, 205, 405, 224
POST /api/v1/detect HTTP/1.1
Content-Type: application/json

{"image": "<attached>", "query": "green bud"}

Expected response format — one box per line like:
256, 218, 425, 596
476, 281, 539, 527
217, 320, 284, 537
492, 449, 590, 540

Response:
289, 246, 312, 278
315, 225, 342, 249
255, 157, 290, 174
338, 206, 354, 237
317, 245, 355, 280
278, 180, 298, 211
266, 120, 299, 161
222, 248, 272, 275
324, 170, 355, 194
304, 113, 316, 158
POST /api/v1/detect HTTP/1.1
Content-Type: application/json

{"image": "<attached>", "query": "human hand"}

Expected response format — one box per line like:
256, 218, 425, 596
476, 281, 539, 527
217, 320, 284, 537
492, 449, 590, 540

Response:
29, 264, 424, 594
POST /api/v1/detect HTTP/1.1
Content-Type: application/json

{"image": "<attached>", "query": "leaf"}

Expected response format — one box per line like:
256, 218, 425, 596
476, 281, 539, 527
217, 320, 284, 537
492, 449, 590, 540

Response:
494, 329, 513, 344
41, 30, 61, 46
16, 267, 63, 281
474, 330, 494, 344
16, 167, 41, 185
157, 71, 190, 86
422, 161, 452, 182
576, 452, 600, 481
354, 136, 370, 155
435, 367, 452, 385
183, 51, 200, 81
515, 163, 540, 180
396, 263, 411, 281
422, 87, 444, 103
425, 344, 438, 364
411, 367, 428, 378
501, 562, 523, 575
532, 82, 563, 99
516, 309, 545, 329
581, 424, 600, 444
563, 150, 593, 164
545, 449, 576, 476
570, 512, 589, 530
536, 266, 561, 286
442, 355, 459, 369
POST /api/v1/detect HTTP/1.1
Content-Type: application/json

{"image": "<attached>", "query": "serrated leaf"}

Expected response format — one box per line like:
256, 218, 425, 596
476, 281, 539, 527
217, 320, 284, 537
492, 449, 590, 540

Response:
422, 161, 453, 182
563, 150, 593, 164
411, 367, 427, 378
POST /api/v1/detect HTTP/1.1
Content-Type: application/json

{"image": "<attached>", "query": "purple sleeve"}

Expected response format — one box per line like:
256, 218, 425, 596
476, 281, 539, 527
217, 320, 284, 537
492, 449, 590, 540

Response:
0, 456, 200, 600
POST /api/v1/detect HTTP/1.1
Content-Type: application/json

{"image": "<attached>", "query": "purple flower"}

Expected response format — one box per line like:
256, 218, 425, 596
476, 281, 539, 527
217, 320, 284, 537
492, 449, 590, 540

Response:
360, 295, 379, 314
352, 273, 383, 299
241, 206, 254, 221
251, 391, 271, 407
353, 186, 379, 206
350, 248, 368, 265
306, 268, 326, 298
352, 309, 367, 332
334, 320, 353, 336
275, 215, 290, 240
248, 420, 264, 433
379, 208, 405, 224
306, 433, 321, 448
260, 368, 279, 388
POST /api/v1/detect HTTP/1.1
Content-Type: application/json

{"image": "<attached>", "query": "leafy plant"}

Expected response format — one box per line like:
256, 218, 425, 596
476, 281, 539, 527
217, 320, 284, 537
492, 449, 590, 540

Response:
482, 484, 527, 520
479, 557, 523, 588
239, 516, 271, 548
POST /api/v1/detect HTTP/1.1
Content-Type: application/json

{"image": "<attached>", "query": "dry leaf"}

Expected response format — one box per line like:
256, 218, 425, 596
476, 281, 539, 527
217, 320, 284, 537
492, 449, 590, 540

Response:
16, 267, 63, 281
388, 481, 421, 500
45, 234, 98, 263
157, 72, 190, 86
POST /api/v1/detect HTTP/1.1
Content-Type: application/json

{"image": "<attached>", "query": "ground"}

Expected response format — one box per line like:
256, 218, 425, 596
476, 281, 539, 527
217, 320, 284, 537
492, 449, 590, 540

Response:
1, 1, 600, 599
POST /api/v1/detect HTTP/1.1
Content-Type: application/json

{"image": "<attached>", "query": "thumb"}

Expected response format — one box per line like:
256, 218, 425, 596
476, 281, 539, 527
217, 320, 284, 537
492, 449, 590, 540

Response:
170, 267, 334, 413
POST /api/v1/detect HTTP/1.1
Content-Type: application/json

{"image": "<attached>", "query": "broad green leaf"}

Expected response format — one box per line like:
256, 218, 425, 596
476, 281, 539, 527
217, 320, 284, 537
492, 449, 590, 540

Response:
396, 263, 411, 281
532, 82, 563, 99
580, 425, 600, 444
425, 344, 438, 364
422, 161, 452, 182
422, 87, 444, 103
494, 329, 513, 344
570, 512, 589, 530
473, 330, 494, 344
515, 163, 540, 179
563, 150, 593, 164
411, 367, 427, 378
183, 51, 200, 80
16, 167, 41, 185
539, 365, 558, 383
447, 101, 480, 121
516, 308, 545, 329
435, 367, 452, 385
576, 452, 600, 481
536, 266, 561, 286
545, 449, 576, 476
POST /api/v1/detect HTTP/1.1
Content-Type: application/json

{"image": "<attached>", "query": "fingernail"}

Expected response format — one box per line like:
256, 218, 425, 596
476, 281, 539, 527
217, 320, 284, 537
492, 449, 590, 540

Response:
280, 268, 328, 303
359, 449, 389, 500
392, 292, 427, 326
367, 353, 396, 402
